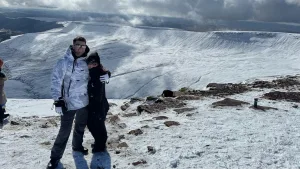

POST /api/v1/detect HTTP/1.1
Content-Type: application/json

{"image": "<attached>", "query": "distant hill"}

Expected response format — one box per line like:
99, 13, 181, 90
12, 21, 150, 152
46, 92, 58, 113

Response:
0, 13, 63, 42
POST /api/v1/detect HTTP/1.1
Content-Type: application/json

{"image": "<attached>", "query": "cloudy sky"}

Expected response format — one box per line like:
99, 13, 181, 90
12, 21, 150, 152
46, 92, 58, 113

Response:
1, 0, 300, 23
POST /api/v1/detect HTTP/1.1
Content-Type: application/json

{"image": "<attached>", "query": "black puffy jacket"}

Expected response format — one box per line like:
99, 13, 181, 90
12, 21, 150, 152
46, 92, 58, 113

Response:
88, 66, 110, 120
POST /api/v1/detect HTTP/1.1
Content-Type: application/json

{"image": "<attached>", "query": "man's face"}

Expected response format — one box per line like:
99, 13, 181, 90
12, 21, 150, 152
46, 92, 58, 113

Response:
73, 41, 86, 57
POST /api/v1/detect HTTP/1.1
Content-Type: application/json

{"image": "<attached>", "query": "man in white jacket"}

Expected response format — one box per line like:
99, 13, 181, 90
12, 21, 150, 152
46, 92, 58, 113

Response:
47, 36, 90, 169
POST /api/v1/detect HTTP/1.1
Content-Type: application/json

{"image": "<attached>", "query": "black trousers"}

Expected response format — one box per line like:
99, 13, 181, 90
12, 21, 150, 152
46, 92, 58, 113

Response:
50, 107, 88, 160
87, 112, 107, 151
0, 107, 4, 122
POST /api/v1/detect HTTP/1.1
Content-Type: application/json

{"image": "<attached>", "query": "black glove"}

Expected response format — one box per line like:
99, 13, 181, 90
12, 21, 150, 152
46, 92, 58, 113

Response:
0, 72, 6, 78
54, 98, 65, 107
54, 98, 65, 116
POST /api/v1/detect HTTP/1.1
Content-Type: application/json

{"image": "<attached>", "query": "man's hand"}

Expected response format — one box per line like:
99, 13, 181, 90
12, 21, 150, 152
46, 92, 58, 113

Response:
55, 107, 63, 116
100, 74, 110, 83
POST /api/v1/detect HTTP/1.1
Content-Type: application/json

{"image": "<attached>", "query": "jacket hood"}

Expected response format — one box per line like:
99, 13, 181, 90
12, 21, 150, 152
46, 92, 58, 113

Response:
64, 45, 90, 61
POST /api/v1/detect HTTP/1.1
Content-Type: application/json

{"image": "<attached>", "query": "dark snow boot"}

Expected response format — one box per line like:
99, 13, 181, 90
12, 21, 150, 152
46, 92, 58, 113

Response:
3, 114, 9, 119
46, 159, 59, 169
0, 108, 4, 124
72, 146, 88, 155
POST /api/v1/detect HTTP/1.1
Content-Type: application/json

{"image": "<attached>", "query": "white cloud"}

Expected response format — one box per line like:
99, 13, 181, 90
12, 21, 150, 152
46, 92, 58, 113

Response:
1, 0, 300, 23
285, 0, 300, 6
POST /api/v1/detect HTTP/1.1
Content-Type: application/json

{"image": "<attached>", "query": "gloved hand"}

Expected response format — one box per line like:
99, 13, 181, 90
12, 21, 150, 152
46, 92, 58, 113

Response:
54, 98, 65, 116
100, 73, 110, 83
55, 107, 63, 116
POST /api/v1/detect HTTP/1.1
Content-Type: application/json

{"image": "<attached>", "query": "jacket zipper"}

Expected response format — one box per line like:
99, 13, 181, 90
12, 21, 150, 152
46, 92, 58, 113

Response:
67, 59, 77, 97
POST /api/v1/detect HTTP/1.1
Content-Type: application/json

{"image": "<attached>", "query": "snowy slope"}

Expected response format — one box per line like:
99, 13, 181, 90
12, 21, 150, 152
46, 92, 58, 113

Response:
0, 21, 300, 99
2, 87, 300, 169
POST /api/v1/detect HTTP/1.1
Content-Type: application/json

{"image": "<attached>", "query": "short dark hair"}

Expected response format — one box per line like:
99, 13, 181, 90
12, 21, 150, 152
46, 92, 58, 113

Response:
73, 36, 86, 44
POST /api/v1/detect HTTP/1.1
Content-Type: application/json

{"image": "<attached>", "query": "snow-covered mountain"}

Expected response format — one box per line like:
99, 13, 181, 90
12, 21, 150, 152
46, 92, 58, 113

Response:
0, 21, 300, 99
1, 21, 300, 169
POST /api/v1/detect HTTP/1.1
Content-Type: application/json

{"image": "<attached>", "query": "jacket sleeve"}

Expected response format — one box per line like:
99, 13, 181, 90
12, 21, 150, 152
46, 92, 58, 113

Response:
51, 59, 66, 100
106, 70, 111, 78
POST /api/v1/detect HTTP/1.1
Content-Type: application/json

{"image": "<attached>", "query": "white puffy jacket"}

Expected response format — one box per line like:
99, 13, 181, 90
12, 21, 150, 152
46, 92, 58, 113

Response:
51, 47, 89, 111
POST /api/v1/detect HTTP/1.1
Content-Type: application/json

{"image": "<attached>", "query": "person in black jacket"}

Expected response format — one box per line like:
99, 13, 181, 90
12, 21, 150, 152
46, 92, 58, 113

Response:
0, 59, 9, 125
86, 51, 111, 153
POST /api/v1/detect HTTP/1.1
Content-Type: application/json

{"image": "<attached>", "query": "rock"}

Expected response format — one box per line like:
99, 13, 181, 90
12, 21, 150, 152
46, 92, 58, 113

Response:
40, 122, 51, 128
164, 121, 180, 127
140, 119, 153, 123
121, 103, 130, 111
10, 121, 20, 125
128, 129, 143, 136
109, 102, 118, 107
20, 135, 31, 138
40, 119, 57, 128
252, 77, 300, 89
130, 97, 145, 104
108, 115, 120, 124
141, 125, 150, 128
188, 83, 249, 97
212, 98, 250, 107
186, 113, 194, 117
47, 119, 58, 127
107, 112, 113, 115
117, 142, 129, 148
123, 112, 138, 117
170, 159, 179, 168
251, 81, 274, 88
176, 95, 201, 100
154, 98, 164, 103
118, 135, 125, 141
107, 137, 120, 149
196, 151, 205, 157
40, 141, 51, 145
173, 108, 197, 114
118, 123, 127, 129
273, 77, 300, 88
263, 91, 300, 102
132, 160, 147, 166
137, 105, 155, 114
153, 116, 169, 120
162, 90, 175, 97
179, 87, 192, 93
137, 98, 186, 114
22, 116, 39, 119
146, 96, 158, 101
25, 122, 32, 127
115, 151, 121, 154
147, 146, 156, 154
293, 105, 299, 108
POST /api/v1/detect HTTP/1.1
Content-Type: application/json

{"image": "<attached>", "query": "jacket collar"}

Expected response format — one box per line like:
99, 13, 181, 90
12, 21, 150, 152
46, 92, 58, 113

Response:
64, 45, 90, 61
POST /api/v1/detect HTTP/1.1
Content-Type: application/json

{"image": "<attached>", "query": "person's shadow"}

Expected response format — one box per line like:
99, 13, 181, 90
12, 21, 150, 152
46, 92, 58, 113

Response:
72, 151, 89, 169
0, 118, 9, 129
90, 151, 111, 169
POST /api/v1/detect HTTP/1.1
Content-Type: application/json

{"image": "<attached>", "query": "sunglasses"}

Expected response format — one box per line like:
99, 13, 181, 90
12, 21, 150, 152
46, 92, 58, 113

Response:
87, 59, 97, 64
74, 44, 87, 49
